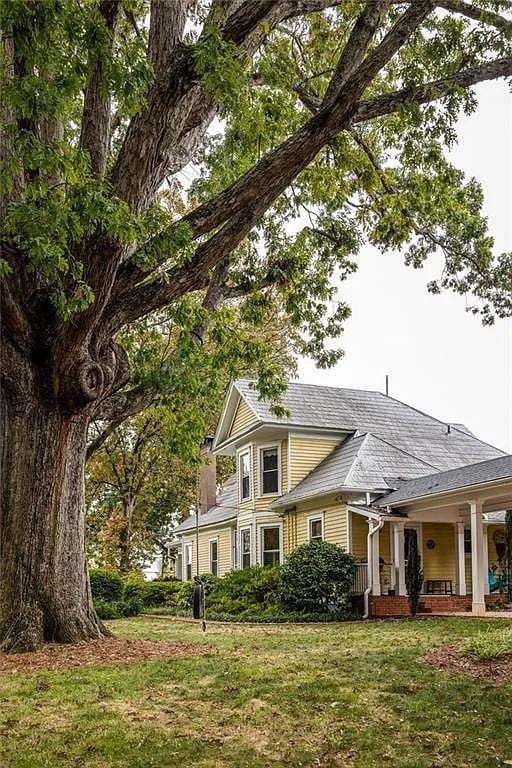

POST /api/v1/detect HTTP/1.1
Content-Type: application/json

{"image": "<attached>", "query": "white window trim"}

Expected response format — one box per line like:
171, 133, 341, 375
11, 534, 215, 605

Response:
209, 537, 219, 575
259, 522, 283, 567
404, 522, 423, 565
237, 445, 253, 503
239, 525, 252, 569
184, 542, 193, 582
258, 443, 281, 497
307, 512, 325, 542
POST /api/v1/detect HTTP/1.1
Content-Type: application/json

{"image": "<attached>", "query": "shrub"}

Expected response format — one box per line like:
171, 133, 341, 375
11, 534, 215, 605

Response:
123, 578, 183, 607
279, 541, 355, 614
89, 569, 124, 602
94, 597, 143, 620
465, 626, 512, 661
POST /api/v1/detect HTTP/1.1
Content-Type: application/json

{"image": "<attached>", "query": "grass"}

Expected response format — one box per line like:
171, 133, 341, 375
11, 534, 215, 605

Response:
1, 616, 511, 768
465, 625, 512, 661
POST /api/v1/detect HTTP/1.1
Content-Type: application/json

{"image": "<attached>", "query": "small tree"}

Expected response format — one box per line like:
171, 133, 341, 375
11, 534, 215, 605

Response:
279, 541, 355, 614
406, 534, 423, 616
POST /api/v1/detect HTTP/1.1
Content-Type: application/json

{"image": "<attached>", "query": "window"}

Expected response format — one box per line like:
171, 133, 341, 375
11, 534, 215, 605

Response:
240, 528, 251, 569
239, 450, 251, 501
308, 515, 324, 541
185, 543, 192, 581
260, 446, 279, 495
464, 528, 472, 556
261, 526, 281, 567
209, 539, 218, 576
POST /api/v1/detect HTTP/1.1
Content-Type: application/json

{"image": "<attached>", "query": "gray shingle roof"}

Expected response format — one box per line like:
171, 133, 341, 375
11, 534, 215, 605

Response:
234, 379, 504, 471
272, 433, 436, 507
377, 454, 512, 507
174, 475, 237, 533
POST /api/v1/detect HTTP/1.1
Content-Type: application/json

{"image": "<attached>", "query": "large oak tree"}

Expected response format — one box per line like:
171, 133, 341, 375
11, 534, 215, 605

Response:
1, 0, 511, 651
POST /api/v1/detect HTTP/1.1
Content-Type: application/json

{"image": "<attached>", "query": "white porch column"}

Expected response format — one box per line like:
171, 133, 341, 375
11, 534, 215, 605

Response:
370, 520, 381, 596
455, 521, 467, 596
483, 525, 490, 595
470, 500, 486, 615
393, 522, 407, 596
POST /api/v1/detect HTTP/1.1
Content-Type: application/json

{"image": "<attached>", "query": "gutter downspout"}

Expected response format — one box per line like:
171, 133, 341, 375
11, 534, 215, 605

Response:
363, 517, 384, 619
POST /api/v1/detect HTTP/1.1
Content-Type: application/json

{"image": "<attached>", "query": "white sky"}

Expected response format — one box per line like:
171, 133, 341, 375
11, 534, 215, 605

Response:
297, 81, 512, 453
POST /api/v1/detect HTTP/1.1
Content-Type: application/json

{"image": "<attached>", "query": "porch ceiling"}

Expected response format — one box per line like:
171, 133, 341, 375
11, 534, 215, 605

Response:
393, 479, 512, 522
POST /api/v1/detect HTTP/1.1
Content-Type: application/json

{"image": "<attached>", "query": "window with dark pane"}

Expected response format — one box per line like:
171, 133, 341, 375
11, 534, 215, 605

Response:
261, 447, 279, 494
241, 528, 251, 569
210, 540, 218, 576
239, 451, 250, 500
309, 517, 323, 541
262, 526, 280, 566
464, 528, 472, 555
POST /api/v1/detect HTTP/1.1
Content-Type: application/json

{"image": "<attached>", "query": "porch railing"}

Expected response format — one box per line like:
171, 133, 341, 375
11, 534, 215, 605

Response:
353, 563, 368, 595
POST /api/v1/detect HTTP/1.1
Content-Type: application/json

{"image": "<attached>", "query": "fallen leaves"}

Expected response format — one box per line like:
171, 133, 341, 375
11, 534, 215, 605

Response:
0, 638, 208, 674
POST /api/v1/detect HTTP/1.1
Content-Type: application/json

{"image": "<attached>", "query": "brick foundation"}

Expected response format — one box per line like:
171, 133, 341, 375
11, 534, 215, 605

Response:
366, 593, 504, 617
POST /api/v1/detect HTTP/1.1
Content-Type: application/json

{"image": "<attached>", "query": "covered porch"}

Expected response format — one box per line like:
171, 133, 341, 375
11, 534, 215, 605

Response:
349, 470, 512, 616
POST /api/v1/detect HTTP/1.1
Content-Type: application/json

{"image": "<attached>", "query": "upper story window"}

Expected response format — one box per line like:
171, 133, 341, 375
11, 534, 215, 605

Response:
239, 449, 251, 501
308, 515, 324, 542
260, 446, 279, 495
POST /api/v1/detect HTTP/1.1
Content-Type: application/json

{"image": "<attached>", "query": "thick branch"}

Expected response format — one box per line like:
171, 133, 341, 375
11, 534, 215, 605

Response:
322, 1, 391, 107
107, 2, 437, 328
436, 0, 512, 31
353, 55, 512, 124
79, 0, 121, 178
149, 0, 188, 77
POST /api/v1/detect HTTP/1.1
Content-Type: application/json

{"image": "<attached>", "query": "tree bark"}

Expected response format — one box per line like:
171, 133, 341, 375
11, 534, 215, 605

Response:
0, 392, 108, 651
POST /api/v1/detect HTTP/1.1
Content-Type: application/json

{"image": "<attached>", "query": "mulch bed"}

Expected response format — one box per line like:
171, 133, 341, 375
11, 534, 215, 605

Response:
0, 638, 208, 674
421, 645, 512, 682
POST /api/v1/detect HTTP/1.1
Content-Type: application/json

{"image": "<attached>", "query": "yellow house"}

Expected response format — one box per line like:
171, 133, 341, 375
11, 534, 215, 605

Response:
174, 379, 512, 616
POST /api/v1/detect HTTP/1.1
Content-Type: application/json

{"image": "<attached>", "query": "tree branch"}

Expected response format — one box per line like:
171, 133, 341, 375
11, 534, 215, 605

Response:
79, 0, 121, 178
149, 0, 189, 77
353, 55, 512, 124
436, 0, 512, 31
87, 385, 157, 459
322, 1, 391, 107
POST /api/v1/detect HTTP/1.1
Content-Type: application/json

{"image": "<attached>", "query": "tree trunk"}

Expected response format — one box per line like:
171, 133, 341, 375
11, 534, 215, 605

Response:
118, 497, 135, 574
0, 393, 108, 651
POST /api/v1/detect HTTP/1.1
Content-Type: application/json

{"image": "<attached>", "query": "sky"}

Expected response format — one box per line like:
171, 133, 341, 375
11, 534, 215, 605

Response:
297, 81, 512, 453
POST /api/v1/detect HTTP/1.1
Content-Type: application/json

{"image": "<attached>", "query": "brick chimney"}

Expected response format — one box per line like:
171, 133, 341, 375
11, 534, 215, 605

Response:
199, 436, 216, 513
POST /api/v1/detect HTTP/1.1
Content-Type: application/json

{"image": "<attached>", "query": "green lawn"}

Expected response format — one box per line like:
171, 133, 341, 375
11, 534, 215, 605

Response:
1, 617, 511, 768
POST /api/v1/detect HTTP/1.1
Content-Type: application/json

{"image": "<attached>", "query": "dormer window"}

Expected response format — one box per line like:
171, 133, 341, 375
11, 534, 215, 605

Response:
260, 446, 280, 495
239, 449, 251, 501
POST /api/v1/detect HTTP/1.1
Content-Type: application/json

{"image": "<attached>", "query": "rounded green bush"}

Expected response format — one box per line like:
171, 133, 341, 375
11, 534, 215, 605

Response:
279, 540, 356, 614
89, 569, 124, 602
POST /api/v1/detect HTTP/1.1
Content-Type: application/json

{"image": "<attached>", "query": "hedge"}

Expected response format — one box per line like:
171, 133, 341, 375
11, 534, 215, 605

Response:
89, 569, 124, 602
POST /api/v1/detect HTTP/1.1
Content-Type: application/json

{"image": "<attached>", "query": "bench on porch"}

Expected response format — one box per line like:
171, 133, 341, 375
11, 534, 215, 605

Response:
423, 579, 453, 595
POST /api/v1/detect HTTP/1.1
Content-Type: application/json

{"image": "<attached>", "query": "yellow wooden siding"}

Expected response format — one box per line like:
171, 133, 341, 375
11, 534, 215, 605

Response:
351, 512, 368, 561
284, 502, 348, 554
184, 526, 233, 577
289, 437, 340, 486
229, 397, 257, 437
422, 523, 457, 584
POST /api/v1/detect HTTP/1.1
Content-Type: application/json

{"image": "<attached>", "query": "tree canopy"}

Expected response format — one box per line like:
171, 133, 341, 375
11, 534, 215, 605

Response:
2, 0, 512, 429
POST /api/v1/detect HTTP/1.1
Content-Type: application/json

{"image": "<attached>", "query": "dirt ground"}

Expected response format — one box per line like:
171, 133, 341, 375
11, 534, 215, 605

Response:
0, 638, 208, 674
422, 645, 512, 682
